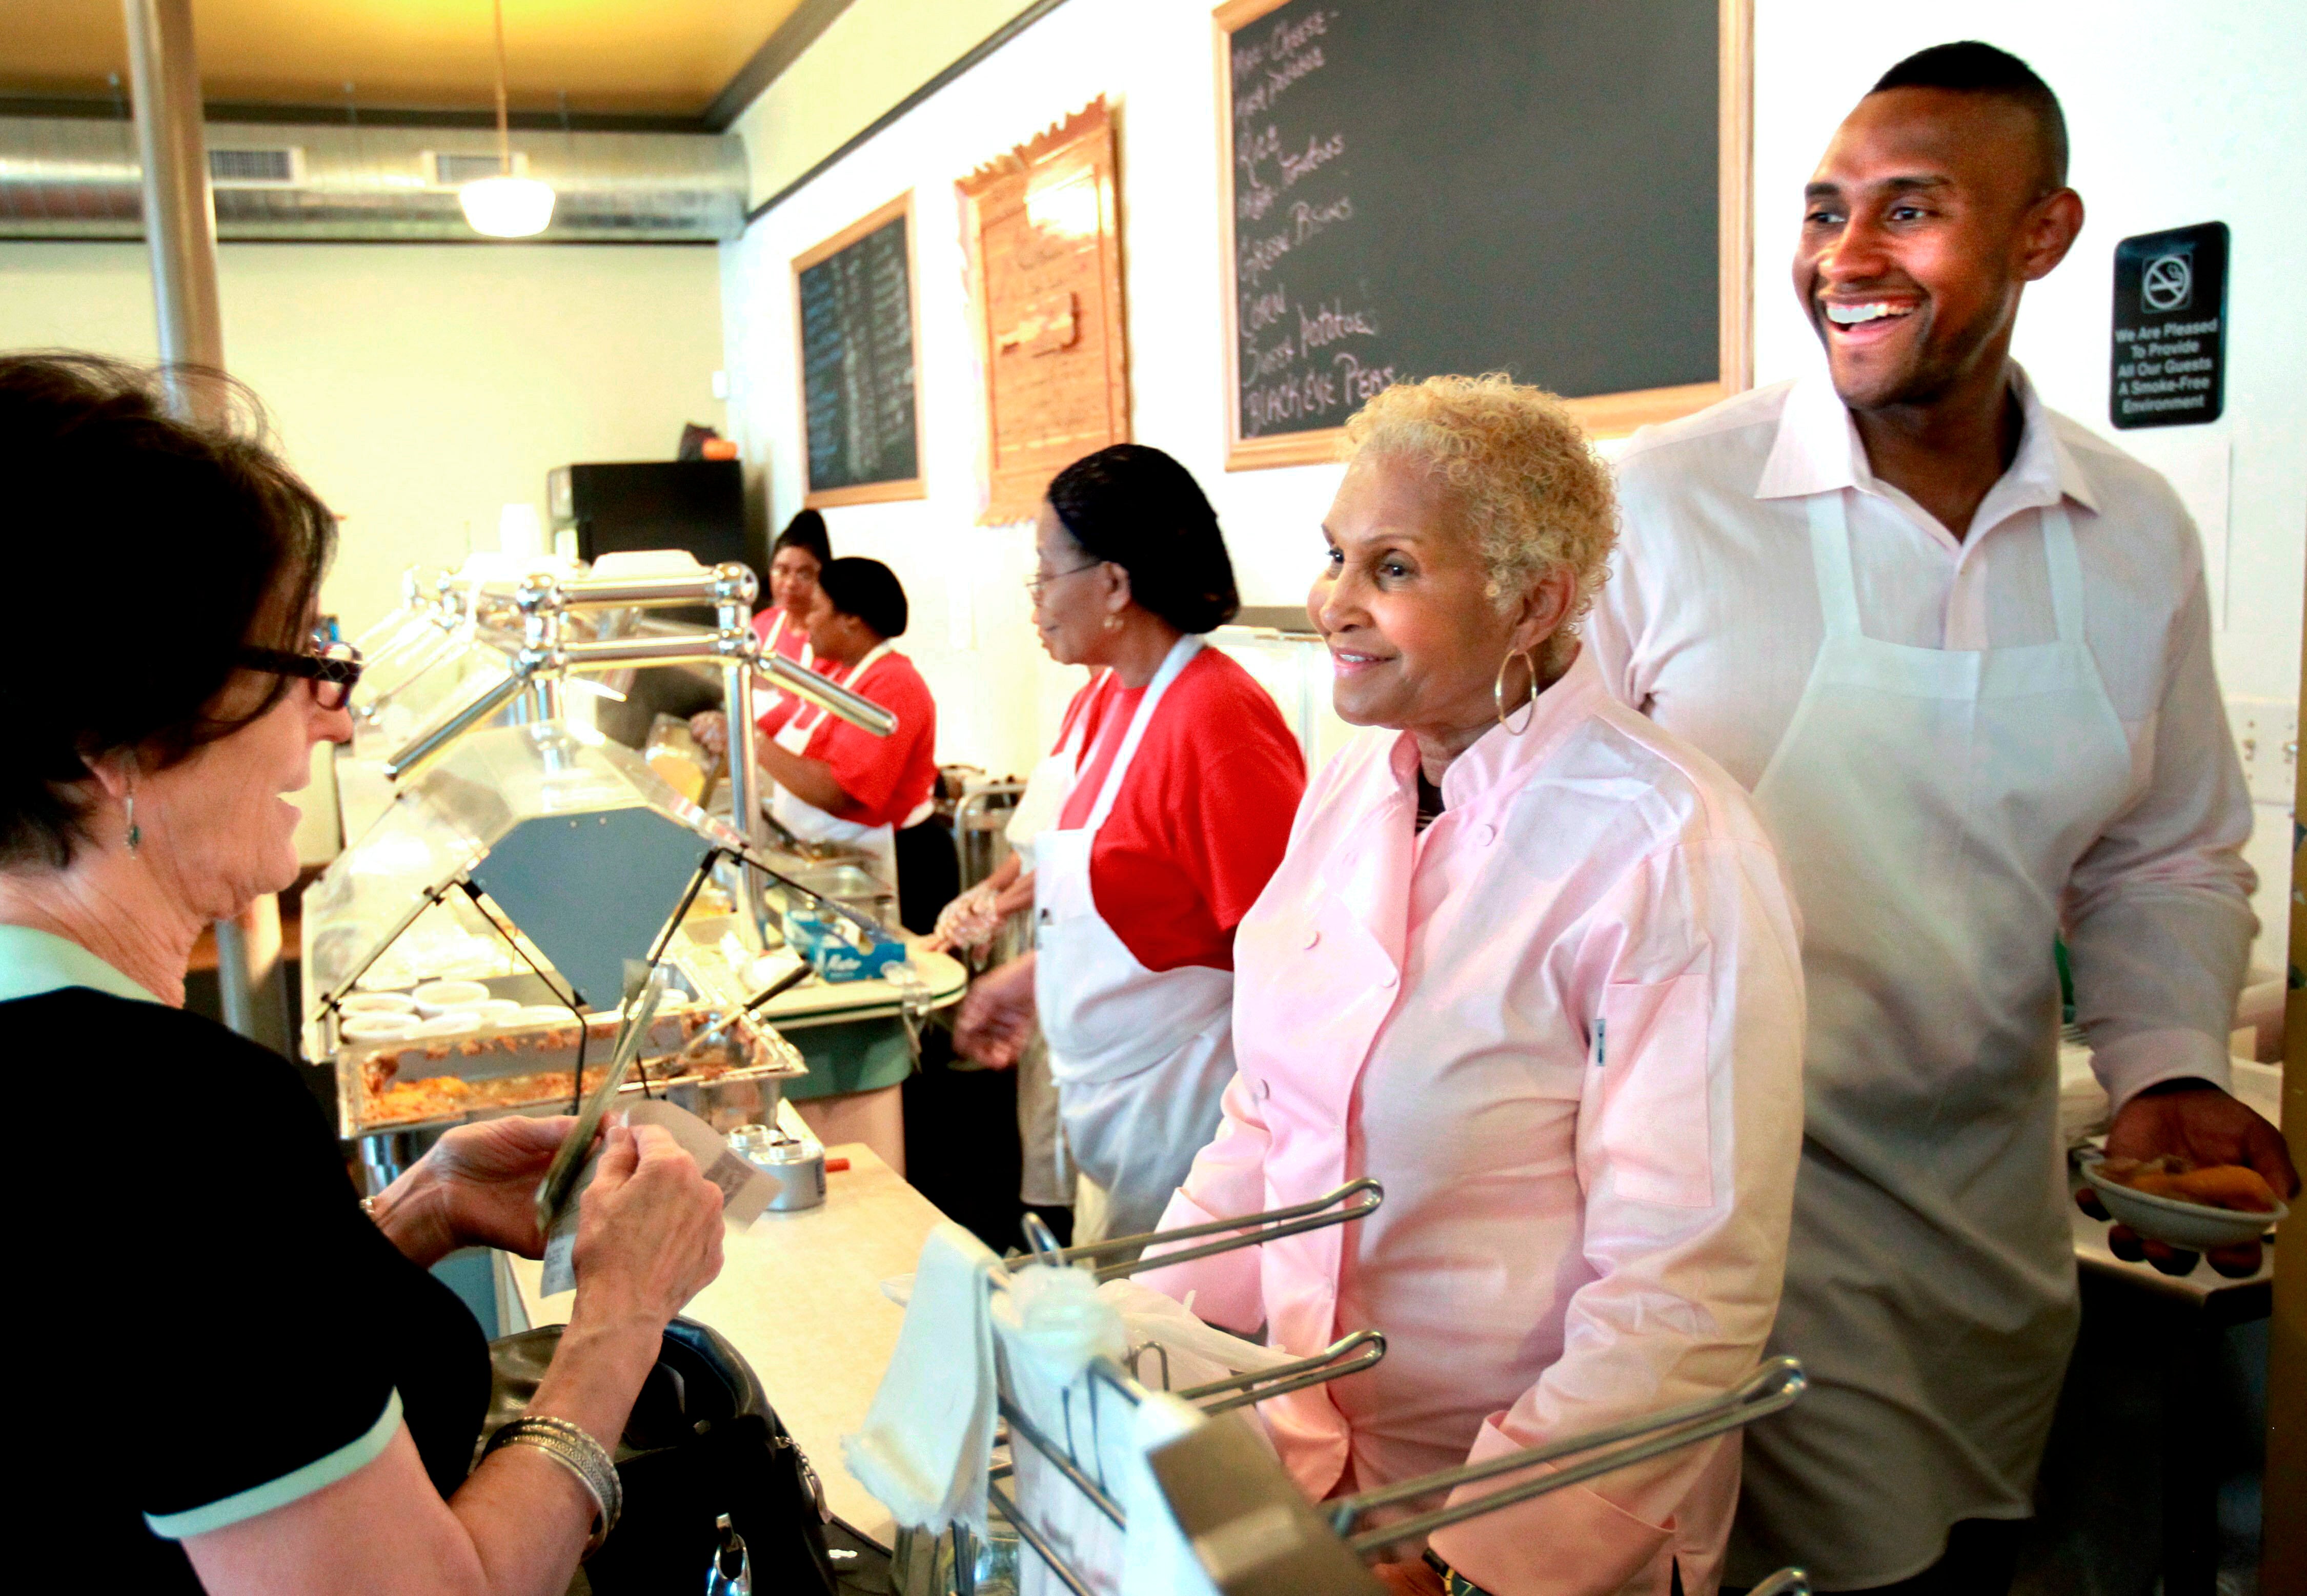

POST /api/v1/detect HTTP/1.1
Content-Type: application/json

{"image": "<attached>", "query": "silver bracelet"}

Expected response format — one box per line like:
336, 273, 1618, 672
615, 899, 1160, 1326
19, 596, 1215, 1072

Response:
482, 1417, 623, 1556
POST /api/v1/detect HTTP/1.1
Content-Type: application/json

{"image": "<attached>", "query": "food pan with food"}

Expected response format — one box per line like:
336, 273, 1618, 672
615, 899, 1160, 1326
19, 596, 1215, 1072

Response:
2076, 1153, 2288, 1251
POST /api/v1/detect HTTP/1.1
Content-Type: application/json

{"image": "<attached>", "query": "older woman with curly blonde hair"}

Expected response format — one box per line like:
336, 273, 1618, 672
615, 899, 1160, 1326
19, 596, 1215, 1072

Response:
1141, 376, 1808, 1596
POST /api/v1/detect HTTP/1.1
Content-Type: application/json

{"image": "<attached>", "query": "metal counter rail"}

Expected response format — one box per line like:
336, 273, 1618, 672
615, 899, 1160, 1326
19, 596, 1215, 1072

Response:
1003, 1177, 1384, 1284
973, 1194, 1812, 1596
1331, 1357, 1807, 1554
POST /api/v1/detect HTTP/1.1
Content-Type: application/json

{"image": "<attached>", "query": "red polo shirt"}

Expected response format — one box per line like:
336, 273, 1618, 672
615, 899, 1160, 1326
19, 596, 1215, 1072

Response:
795, 649, 939, 830
1054, 646, 1304, 972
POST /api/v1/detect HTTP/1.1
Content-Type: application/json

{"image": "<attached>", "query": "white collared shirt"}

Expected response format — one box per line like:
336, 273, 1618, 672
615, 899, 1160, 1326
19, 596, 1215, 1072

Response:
1588, 369, 2255, 1106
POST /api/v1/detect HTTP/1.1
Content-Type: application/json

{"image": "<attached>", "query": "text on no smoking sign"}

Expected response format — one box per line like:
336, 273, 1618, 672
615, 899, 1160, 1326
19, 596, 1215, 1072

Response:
2111, 221, 2228, 429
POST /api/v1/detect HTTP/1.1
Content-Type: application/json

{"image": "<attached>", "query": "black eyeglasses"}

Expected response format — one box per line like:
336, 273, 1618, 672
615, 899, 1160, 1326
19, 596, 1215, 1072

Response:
1025, 560, 1104, 601
236, 637, 364, 710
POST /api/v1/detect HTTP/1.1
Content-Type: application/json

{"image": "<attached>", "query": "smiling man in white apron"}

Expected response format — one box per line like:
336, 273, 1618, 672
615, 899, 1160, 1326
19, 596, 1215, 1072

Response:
1587, 43, 2295, 1592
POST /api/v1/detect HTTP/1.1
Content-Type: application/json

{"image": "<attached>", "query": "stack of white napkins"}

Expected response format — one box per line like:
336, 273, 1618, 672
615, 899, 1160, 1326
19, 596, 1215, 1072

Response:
998, 1268, 1266, 1595
842, 1222, 1001, 1534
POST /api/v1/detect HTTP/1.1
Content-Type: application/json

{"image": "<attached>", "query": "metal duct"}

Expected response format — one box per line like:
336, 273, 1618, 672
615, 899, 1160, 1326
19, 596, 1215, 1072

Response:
0, 116, 745, 242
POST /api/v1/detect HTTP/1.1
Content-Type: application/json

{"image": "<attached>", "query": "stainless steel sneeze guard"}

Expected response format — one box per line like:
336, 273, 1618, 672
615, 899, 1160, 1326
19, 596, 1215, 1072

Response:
367, 557, 895, 936
296, 721, 817, 1141
956, 1189, 1814, 1596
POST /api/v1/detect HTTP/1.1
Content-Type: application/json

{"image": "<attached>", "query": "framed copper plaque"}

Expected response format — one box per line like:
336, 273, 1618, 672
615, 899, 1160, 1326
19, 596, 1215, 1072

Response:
958, 98, 1130, 525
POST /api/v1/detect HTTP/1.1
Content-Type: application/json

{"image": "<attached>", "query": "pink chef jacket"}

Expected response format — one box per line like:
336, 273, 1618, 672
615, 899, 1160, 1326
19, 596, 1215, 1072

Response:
1142, 650, 1807, 1596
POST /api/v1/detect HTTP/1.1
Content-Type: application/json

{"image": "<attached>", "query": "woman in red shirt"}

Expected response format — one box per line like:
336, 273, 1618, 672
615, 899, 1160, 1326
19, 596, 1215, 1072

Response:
952, 445, 1305, 1240
691, 511, 828, 755
745, 558, 938, 894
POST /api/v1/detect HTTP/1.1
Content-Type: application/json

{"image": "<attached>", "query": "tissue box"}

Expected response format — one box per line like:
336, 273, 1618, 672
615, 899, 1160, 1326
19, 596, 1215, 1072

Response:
784, 908, 908, 983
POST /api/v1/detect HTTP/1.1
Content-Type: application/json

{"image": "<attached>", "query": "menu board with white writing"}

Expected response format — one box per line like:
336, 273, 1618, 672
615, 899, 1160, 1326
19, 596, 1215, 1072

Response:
1218, 0, 1730, 467
794, 194, 925, 506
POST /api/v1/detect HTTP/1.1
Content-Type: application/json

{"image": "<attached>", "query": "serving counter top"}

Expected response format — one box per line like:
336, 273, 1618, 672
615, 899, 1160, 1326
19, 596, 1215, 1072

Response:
500, 1141, 943, 1544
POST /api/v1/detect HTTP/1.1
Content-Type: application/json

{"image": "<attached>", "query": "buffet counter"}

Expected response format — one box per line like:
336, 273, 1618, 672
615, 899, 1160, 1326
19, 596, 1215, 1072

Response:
497, 1141, 941, 1543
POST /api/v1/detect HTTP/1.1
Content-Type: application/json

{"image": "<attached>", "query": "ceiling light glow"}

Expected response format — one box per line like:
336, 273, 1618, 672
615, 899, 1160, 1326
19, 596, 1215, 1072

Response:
460, 174, 556, 238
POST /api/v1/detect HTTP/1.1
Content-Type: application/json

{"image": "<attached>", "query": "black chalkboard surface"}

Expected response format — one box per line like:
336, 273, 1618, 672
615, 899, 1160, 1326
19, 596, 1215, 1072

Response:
794, 193, 925, 505
1220, 0, 1736, 464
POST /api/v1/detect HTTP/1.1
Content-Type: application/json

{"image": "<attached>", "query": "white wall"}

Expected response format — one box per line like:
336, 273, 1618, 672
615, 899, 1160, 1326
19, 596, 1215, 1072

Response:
723, 0, 2307, 960
0, 240, 728, 635
728, 0, 1030, 207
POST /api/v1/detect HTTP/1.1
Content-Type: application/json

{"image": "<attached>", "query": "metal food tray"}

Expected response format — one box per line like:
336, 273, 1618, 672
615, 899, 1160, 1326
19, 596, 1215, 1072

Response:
331, 946, 807, 1139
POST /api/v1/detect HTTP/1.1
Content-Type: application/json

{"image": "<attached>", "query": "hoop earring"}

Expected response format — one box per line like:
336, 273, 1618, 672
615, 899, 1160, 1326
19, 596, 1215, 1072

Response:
1493, 647, 1539, 734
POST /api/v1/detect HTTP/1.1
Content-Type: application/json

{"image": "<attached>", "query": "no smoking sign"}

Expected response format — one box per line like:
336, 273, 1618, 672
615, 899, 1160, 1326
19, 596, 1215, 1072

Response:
2111, 221, 2228, 429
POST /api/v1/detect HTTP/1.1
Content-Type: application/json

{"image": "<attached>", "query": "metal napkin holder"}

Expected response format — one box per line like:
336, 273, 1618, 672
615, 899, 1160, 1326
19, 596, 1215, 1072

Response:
967, 1185, 1812, 1596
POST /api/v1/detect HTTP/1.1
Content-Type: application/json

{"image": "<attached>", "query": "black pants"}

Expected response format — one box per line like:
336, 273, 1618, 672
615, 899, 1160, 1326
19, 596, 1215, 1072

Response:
892, 815, 960, 935
1726, 1518, 2020, 1596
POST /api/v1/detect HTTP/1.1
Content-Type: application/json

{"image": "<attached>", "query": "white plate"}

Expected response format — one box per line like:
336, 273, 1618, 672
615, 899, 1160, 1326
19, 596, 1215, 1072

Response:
2078, 1156, 2288, 1250
340, 1014, 419, 1041
412, 978, 492, 1015
340, 991, 418, 1016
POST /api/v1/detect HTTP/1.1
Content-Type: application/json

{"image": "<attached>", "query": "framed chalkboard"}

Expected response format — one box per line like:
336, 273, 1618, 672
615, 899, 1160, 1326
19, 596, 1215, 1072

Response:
793, 192, 927, 506
1217, 0, 1753, 468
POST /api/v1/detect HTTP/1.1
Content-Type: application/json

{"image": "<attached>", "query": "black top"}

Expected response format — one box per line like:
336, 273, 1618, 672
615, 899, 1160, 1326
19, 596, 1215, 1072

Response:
1414, 768, 1447, 834
10, 990, 488, 1590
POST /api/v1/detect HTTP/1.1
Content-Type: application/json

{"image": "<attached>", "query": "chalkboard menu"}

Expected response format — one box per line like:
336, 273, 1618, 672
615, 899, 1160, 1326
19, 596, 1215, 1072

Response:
1218, 0, 1741, 466
793, 193, 925, 506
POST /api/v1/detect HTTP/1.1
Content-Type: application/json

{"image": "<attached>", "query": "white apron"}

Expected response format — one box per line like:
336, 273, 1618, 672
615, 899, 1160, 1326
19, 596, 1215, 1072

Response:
1034, 636, 1235, 1241
1730, 494, 2134, 1587
1004, 722, 1081, 873
1004, 717, 1092, 1208
771, 640, 901, 893
756, 609, 816, 708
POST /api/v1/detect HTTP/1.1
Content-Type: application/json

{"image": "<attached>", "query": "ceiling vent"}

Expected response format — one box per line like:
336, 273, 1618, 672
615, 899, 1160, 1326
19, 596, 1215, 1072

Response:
427, 149, 528, 188
0, 119, 745, 243
208, 145, 301, 187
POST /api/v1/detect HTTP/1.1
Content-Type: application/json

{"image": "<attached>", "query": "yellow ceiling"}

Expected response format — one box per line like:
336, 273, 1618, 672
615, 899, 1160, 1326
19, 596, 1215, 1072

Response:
2, 1, 812, 119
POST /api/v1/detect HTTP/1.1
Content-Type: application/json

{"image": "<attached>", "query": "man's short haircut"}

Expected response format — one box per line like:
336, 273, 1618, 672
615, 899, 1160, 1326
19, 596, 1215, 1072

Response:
1872, 40, 2069, 194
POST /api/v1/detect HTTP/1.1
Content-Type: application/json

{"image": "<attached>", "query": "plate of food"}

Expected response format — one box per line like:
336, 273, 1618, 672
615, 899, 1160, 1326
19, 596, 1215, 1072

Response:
2077, 1154, 2288, 1250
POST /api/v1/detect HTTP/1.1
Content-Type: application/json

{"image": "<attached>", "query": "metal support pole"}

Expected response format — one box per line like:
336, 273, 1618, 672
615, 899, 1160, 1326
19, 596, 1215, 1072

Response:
517, 580, 565, 727
719, 572, 767, 937
124, 0, 291, 1055
124, 0, 221, 382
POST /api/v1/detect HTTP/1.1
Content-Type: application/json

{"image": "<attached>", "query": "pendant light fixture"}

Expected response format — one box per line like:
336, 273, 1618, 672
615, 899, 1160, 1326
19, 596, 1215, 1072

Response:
458, 0, 555, 238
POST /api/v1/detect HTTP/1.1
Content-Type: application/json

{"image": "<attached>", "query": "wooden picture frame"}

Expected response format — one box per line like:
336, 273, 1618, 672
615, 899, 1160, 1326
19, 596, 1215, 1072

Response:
958, 98, 1132, 525
793, 191, 928, 508
1214, 0, 1756, 468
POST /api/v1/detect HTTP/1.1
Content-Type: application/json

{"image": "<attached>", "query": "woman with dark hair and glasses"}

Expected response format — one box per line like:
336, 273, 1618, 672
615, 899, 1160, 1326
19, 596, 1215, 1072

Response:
0, 354, 725, 1596
949, 444, 1304, 1241
691, 507, 833, 751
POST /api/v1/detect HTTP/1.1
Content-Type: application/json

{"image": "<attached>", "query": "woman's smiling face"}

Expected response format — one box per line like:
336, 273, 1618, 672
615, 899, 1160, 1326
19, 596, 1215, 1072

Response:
1309, 454, 1518, 735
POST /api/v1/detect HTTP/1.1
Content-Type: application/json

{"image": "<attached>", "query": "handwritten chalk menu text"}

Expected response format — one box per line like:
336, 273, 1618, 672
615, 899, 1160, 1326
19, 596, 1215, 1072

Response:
796, 195, 923, 504
1220, 0, 1722, 460
2111, 221, 2227, 429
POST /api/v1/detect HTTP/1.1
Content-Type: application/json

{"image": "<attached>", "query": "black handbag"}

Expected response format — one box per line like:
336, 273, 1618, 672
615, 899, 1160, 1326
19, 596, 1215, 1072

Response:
481, 1318, 839, 1596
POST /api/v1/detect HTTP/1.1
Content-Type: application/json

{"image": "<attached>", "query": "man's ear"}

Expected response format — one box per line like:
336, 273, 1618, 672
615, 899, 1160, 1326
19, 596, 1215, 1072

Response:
2019, 188, 2084, 283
